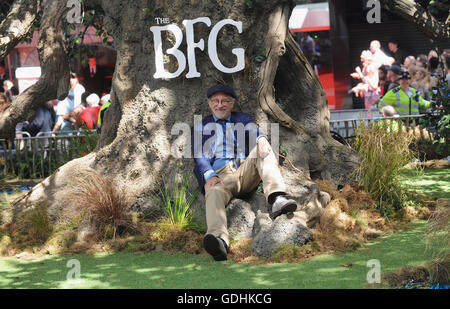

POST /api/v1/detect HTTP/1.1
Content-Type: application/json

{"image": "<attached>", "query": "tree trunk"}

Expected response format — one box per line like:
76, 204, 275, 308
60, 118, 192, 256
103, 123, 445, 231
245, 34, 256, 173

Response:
0, 0, 70, 140
8, 0, 359, 227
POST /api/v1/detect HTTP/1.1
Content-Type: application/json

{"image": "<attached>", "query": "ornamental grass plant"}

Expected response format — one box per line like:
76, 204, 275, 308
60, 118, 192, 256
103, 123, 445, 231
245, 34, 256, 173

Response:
152, 170, 200, 231
426, 203, 450, 284
68, 170, 133, 239
354, 121, 415, 216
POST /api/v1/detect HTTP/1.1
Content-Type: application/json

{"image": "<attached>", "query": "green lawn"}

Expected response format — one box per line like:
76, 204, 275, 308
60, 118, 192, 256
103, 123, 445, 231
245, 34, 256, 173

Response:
0, 168, 447, 289
0, 221, 438, 289
399, 168, 450, 200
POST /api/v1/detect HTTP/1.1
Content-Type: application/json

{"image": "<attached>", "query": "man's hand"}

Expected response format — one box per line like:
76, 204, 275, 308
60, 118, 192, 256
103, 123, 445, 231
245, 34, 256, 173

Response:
204, 176, 224, 192
257, 137, 271, 159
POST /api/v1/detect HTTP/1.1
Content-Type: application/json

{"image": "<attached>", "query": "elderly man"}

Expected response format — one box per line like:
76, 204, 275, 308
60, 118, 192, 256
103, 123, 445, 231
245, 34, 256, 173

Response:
193, 85, 297, 261
403, 56, 416, 70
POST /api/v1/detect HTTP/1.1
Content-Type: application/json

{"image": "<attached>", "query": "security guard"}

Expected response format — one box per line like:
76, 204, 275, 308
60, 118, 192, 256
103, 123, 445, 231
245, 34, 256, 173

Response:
379, 71, 431, 116
97, 99, 111, 128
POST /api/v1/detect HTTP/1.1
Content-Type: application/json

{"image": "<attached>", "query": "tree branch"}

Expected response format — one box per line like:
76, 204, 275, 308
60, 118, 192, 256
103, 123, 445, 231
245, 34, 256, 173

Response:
258, 3, 305, 134
0, 0, 41, 61
0, 0, 70, 140
381, 0, 450, 41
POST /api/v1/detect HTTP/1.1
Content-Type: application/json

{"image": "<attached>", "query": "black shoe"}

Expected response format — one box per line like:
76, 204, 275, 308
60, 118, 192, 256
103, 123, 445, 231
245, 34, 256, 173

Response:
270, 195, 297, 220
203, 234, 228, 261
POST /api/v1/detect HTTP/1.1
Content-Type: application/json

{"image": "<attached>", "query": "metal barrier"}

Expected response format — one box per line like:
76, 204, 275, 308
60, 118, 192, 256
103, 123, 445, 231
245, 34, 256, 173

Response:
0, 130, 98, 178
0, 115, 434, 178
329, 114, 432, 140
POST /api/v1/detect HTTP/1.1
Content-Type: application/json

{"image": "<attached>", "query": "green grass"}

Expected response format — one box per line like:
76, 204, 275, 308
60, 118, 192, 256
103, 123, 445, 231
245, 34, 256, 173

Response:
0, 221, 438, 289
0, 168, 447, 289
399, 168, 450, 200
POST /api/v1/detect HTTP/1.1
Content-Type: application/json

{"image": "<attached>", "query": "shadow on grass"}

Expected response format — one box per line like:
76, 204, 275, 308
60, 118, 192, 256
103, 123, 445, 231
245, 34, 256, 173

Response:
399, 168, 450, 200
0, 221, 438, 289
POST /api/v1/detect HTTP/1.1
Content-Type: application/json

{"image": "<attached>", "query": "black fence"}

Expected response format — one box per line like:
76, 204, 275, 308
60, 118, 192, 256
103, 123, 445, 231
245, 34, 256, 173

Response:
0, 130, 98, 179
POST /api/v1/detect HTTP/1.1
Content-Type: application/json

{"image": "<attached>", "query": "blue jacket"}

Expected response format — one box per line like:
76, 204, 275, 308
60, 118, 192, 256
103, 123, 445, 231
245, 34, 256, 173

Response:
192, 112, 264, 194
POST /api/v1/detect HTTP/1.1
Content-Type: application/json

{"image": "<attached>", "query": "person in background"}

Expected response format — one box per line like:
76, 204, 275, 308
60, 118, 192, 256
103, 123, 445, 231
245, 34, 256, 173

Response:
97, 96, 111, 130
428, 50, 438, 60
428, 57, 440, 90
100, 93, 110, 105
377, 105, 400, 133
403, 56, 416, 70
299, 32, 316, 66
75, 93, 101, 130
0, 64, 9, 93
385, 64, 403, 93
62, 92, 90, 125
379, 71, 431, 116
428, 57, 439, 76
370, 40, 394, 67
21, 101, 56, 136
444, 53, 450, 87
381, 105, 398, 118
70, 72, 86, 108
377, 65, 388, 97
410, 66, 431, 100
351, 50, 379, 111
52, 90, 76, 136
387, 39, 408, 65
416, 54, 428, 69
3, 80, 19, 102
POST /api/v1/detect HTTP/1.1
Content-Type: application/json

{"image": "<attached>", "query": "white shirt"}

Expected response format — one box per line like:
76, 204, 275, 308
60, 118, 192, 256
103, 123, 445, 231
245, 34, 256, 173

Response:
373, 49, 391, 67
73, 83, 85, 108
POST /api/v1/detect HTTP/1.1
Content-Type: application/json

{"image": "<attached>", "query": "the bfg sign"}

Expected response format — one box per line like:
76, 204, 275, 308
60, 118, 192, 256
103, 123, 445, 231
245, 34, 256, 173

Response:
150, 17, 245, 79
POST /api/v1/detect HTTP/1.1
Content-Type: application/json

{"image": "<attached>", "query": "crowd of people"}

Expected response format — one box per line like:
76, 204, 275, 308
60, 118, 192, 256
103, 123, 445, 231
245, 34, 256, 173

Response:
0, 67, 111, 138
351, 39, 450, 116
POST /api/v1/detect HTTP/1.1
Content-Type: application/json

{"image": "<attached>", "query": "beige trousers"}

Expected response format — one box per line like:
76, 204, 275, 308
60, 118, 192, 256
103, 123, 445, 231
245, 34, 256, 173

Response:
205, 147, 286, 246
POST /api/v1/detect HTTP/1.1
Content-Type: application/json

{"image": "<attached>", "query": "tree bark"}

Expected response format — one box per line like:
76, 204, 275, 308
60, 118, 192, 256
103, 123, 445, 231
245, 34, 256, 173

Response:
7, 0, 359, 225
0, 0, 41, 61
381, 0, 450, 41
0, 0, 69, 140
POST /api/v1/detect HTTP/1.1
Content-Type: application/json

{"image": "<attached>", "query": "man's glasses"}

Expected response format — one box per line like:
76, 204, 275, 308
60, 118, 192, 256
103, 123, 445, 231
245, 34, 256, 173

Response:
209, 99, 233, 105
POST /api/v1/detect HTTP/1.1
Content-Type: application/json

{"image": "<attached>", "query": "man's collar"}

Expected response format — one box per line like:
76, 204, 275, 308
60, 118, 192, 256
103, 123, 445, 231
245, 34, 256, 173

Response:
213, 114, 232, 122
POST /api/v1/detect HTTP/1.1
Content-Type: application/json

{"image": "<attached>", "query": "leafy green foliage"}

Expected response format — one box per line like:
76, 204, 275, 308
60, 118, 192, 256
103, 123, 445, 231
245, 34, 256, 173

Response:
422, 49, 450, 157
152, 169, 200, 231
61, 5, 112, 71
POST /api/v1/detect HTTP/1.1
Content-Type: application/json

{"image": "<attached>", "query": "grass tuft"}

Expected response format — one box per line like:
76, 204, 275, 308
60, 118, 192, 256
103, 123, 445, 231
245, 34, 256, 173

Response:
152, 170, 200, 231
26, 202, 52, 244
426, 203, 450, 284
67, 170, 134, 239
354, 121, 415, 216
